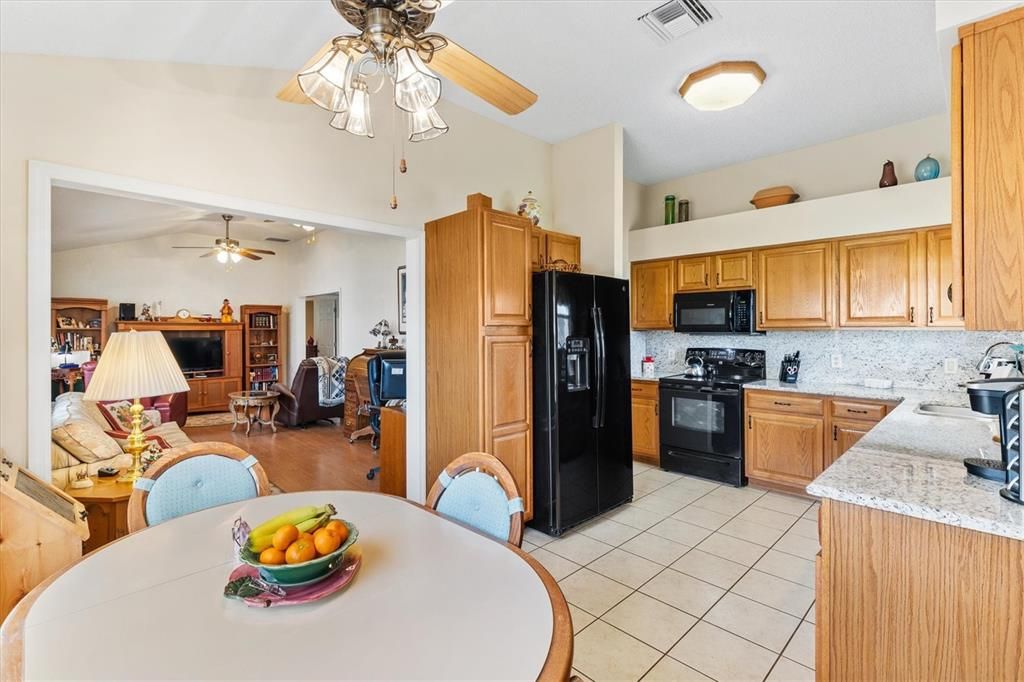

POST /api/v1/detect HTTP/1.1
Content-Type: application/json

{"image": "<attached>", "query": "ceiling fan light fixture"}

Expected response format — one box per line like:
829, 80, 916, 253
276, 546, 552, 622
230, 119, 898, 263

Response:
330, 79, 374, 137
679, 60, 765, 112
230, 251, 242, 263
408, 106, 449, 142
216, 249, 229, 264
393, 46, 441, 113
298, 42, 356, 112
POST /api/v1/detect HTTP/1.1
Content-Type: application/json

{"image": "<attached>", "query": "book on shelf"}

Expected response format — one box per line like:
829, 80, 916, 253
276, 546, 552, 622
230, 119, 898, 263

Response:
250, 312, 277, 329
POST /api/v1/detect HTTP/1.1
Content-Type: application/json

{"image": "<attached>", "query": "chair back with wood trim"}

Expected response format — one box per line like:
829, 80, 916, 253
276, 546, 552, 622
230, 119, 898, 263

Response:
426, 452, 524, 546
128, 442, 270, 531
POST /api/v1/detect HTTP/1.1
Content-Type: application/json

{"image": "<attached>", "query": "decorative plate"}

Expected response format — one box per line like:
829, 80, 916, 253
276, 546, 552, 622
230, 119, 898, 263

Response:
176, 308, 191, 319
224, 547, 361, 608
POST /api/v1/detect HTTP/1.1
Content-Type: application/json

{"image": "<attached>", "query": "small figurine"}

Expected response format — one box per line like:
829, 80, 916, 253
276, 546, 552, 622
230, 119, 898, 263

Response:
70, 471, 94, 489
138, 303, 153, 322
220, 299, 234, 324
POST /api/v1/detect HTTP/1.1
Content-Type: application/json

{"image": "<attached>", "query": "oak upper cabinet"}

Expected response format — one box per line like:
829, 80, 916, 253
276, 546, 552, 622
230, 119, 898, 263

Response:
545, 231, 581, 269
630, 380, 659, 465
631, 260, 675, 329
746, 410, 824, 489
483, 210, 532, 327
714, 250, 755, 289
676, 256, 712, 292
838, 231, 923, 327
925, 226, 963, 327
426, 194, 534, 517
529, 228, 546, 271
955, 7, 1024, 330
757, 241, 834, 329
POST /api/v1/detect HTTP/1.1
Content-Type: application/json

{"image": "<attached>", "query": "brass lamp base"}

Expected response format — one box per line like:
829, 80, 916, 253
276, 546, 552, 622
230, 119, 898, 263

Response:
116, 398, 147, 483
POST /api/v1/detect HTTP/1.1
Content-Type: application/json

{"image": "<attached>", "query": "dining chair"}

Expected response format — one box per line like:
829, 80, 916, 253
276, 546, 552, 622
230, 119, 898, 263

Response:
127, 442, 271, 532
425, 452, 524, 547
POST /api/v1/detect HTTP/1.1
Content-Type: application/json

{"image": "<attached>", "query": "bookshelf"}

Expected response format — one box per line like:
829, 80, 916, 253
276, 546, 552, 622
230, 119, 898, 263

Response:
51, 297, 110, 355
241, 305, 286, 392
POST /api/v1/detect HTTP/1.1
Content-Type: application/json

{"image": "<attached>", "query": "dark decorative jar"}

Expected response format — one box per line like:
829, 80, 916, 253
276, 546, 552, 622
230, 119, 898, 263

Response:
879, 160, 898, 188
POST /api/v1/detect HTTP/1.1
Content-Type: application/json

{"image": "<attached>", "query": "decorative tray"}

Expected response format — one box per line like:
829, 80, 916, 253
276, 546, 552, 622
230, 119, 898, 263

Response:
224, 546, 361, 608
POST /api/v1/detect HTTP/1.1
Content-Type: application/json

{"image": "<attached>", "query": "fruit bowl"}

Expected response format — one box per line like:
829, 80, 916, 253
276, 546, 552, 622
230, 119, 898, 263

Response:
240, 520, 359, 585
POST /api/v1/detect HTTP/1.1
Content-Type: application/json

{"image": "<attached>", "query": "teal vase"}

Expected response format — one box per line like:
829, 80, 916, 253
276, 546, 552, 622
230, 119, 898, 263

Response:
914, 154, 940, 182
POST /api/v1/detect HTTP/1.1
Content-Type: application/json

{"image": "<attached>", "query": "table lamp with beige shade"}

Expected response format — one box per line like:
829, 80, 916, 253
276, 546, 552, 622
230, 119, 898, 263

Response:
84, 330, 190, 482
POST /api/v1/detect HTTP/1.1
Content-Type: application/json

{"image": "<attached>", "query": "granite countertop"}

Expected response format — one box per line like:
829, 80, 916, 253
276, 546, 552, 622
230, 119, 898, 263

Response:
743, 380, 1022, 540
630, 371, 678, 381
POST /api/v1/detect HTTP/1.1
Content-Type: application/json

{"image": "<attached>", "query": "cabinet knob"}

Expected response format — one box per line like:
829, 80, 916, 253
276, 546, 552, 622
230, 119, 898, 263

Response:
928, 306, 935, 324
833, 424, 838, 441
909, 306, 915, 323
704, 273, 709, 286
716, 272, 721, 285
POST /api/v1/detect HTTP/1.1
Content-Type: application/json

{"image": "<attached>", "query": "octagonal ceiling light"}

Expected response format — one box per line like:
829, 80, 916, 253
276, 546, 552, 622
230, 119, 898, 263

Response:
679, 61, 765, 112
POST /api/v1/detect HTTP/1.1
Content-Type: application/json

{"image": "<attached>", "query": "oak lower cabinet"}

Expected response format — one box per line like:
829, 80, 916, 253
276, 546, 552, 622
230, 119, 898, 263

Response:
426, 194, 534, 519
838, 231, 922, 327
185, 376, 242, 412
631, 260, 675, 329
630, 380, 659, 465
757, 241, 834, 329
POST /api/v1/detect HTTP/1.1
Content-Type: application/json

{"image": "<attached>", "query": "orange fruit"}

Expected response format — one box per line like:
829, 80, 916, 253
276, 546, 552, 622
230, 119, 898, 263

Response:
285, 538, 316, 564
259, 547, 286, 565
325, 519, 346, 535
313, 527, 342, 556
297, 531, 315, 544
272, 524, 299, 551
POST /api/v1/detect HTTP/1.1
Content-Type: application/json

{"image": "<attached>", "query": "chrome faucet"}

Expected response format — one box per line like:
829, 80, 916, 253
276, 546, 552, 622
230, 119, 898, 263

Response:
977, 341, 1024, 376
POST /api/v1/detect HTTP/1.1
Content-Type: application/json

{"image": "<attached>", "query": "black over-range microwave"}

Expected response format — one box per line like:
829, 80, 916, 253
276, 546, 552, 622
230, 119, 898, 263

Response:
673, 289, 762, 334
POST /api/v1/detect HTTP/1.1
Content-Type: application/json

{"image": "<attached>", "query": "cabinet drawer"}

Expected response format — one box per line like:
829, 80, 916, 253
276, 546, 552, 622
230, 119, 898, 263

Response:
631, 380, 659, 401
831, 400, 887, 422
746, 391, 824, 416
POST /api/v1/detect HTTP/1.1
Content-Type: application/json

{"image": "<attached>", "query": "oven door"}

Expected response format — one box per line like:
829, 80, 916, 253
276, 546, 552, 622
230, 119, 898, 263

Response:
658, 384, 742, 459
673, 292, 736, 333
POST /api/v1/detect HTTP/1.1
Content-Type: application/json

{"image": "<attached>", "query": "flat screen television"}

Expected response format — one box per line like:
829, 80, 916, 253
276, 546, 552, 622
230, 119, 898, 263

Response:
165, 335, 223, 373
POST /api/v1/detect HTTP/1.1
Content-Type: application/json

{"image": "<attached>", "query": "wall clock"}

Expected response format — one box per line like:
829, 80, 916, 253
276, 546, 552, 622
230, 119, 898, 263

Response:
176, 309, 191, 320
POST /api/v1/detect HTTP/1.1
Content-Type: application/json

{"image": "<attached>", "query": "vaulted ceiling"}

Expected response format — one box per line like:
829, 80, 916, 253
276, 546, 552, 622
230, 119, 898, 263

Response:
1, 0, 947, 184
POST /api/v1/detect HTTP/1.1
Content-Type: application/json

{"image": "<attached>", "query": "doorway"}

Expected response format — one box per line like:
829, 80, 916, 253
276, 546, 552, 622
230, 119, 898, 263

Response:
305, 292, 340, 358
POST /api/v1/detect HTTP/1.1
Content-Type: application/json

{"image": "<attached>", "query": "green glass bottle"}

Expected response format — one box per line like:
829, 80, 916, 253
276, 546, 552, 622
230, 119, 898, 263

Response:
664, 195, 676, 225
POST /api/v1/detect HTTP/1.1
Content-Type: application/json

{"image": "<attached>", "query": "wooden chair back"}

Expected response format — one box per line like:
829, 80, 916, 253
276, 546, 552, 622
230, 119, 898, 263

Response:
127, 442, 270, 532
426, 452, 524, 547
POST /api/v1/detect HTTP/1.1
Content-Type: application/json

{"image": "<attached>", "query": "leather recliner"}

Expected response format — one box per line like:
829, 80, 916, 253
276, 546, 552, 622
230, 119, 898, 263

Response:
272, 359, 346, 427
81, 360, 188, 428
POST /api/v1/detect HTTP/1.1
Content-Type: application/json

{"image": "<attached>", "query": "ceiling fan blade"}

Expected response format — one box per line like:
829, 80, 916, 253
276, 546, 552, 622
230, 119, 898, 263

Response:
237, 250, 263, 261
429, 38, 537, 115
276, 39, 335, 104
199, 250, 220, 258
243, 248, 277, 255
173, 246, 214, 249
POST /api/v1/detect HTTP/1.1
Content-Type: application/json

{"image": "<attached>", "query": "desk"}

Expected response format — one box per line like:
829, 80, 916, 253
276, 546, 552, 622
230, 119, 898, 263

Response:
2, 491, 572, 680
379, 406, 406, 496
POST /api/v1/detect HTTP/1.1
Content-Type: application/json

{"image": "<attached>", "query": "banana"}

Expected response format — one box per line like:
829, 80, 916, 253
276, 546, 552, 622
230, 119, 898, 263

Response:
296, 512, 331, 534
246, 504, 336, 552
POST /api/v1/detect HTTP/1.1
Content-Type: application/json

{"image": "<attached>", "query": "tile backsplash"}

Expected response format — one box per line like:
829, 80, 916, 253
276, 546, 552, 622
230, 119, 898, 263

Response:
632, 329, 1023, 392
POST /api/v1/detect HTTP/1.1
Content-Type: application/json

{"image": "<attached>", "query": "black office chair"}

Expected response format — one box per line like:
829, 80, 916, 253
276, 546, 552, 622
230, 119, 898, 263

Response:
365, 351, 406, 480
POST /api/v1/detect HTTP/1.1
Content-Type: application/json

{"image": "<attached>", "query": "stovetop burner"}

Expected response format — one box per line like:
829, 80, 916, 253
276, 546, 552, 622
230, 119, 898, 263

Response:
660, 348, 767, 389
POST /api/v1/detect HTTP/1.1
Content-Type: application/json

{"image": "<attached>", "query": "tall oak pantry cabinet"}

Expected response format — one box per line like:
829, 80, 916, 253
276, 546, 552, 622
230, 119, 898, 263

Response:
425, 194, 534, 518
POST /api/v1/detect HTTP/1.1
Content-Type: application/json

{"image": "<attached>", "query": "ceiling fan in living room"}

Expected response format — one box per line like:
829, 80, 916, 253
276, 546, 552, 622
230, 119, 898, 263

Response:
172, 214, 276, 263
277, 0, 537, 208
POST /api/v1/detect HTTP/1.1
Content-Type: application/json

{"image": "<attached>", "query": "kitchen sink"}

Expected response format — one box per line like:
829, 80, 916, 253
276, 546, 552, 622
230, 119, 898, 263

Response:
913, 404, 996, 421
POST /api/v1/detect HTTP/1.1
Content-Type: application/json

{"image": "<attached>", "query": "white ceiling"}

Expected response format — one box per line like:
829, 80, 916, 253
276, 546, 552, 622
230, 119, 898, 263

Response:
51, 188, 308, 251
1, 0, 947, 184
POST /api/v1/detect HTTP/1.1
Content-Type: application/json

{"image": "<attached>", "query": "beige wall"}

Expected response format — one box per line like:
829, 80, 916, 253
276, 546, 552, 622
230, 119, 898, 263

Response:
636, 114, 949, 228
623, 179, 645, 232
551, 124, 625, 276
0, 53, 552, 469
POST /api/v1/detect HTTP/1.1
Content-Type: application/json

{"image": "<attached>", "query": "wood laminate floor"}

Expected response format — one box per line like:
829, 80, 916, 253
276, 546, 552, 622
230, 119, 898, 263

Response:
183, 420, 380, 494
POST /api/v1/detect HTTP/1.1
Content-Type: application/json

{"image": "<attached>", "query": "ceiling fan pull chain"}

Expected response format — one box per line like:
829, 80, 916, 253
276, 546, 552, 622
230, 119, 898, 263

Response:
390, 82, 399, 210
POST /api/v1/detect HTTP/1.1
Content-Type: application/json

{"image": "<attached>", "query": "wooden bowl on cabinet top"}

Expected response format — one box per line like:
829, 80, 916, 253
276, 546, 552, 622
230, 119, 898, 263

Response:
750, 186, 800, 209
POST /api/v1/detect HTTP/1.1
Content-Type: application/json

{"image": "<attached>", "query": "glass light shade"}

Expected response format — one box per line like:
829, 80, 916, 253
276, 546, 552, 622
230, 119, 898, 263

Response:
83, 331, 190, 400
680, 61, 765, 112
298, 44, 354, 113
408, 106, 449, 142
393, 47, 441, 113
330, 81, 374, 137
230, 251, 242, 263
217, 250, 229, 264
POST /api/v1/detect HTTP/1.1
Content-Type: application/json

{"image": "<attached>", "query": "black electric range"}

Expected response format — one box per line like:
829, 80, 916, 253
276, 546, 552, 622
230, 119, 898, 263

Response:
659, 348, 766, 486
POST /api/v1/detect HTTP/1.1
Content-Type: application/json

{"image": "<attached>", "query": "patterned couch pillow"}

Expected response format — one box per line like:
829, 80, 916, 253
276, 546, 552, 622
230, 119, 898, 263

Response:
98, 400, 156, 432
52, 419, 124, 463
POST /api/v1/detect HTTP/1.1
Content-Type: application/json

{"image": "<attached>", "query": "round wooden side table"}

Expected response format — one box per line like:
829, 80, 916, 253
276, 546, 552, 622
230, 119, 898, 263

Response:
228, 390, 281, 435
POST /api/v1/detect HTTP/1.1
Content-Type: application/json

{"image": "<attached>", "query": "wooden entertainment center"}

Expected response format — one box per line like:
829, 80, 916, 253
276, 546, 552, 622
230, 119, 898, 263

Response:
114, 319, 244, 413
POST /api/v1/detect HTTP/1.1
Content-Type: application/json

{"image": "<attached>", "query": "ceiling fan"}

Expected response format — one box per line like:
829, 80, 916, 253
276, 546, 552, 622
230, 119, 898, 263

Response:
172, 215, 276, 263
276, 0, 537, 207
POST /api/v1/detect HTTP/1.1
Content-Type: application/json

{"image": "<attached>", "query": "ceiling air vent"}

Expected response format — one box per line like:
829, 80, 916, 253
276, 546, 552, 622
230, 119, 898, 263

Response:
639, 0, 718, 44
265, 237, 291, 243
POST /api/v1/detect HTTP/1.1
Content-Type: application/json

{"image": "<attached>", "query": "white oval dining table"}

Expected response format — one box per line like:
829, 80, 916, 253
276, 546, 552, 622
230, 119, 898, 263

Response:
1, 491, 572, 681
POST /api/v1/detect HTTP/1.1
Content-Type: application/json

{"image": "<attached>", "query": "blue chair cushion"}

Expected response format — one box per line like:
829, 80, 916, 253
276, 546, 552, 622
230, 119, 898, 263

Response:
435, 470, 512, 542
145, 455, 258, 526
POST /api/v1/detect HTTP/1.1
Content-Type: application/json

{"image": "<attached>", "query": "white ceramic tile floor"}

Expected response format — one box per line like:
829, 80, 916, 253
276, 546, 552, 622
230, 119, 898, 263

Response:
530, 463, 819, 681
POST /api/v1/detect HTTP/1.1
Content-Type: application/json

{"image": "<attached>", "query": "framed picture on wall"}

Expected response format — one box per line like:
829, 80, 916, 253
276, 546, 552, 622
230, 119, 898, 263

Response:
397, 265, 407, 334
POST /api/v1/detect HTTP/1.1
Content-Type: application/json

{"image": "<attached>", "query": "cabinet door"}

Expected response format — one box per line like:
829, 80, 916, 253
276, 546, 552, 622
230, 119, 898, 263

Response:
746, 411, 824, 487
827, 419, 872, 469
631, 260, 676, 329
187, 379, 207, 409
926, 227, 963, 327
224, 329, 243, 377
758, 242, 835, 329
839, 232, 922, 327
631, 397, 659, 460
676, 256, 712, 292
204, 378, 240, 411
483, 212, 532, 326
962, 14, 1024, 330
483, 334, 532, 517
714, 251, 755, 289
530, 228, 546, 272
546, 232, 581, 269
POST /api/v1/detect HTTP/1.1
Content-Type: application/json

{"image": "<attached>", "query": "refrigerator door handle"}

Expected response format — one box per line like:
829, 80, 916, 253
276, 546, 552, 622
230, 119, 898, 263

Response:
593, 306, 608, 428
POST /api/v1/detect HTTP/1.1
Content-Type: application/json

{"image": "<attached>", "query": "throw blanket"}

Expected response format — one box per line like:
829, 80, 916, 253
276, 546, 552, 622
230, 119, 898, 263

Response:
312, 356, 347, 407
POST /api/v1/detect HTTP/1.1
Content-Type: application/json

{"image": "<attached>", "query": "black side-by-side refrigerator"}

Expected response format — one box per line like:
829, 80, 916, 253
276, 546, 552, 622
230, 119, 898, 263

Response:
530, 271, 633, 536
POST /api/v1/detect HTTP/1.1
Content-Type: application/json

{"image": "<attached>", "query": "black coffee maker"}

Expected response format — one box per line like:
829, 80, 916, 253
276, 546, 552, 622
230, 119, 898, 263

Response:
965, 379, 1024, 505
